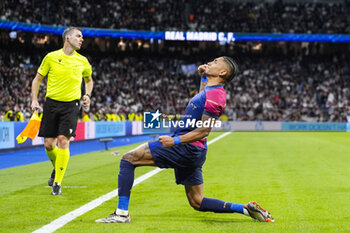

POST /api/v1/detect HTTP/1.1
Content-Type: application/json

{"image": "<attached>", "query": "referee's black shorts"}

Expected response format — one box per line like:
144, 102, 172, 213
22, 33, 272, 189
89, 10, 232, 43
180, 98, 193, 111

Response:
38, 98, 80, 138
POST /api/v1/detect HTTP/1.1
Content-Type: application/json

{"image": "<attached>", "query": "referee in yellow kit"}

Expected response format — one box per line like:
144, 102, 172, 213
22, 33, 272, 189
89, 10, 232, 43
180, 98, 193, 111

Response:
31, 27, 93, 196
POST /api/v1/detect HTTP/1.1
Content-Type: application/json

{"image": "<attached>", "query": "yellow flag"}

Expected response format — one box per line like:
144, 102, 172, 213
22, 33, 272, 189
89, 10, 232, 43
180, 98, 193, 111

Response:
16, 111, 42, 144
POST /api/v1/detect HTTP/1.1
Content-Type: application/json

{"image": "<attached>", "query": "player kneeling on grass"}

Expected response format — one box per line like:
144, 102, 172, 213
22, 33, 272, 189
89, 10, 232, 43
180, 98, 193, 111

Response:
96, 57, 274, 223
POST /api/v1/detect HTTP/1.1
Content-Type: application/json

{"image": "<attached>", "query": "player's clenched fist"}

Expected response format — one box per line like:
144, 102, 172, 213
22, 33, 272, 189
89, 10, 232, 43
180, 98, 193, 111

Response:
197, 64, 208, 76
159, 136, 175, 148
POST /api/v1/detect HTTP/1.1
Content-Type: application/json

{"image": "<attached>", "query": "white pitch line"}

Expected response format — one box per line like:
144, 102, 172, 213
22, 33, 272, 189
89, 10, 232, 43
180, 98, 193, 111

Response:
207, 131, 232, 145
32, 131, 232, 233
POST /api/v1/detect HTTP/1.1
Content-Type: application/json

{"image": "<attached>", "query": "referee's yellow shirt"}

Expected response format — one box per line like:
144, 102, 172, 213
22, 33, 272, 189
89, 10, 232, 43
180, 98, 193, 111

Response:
37, 49, 92, 102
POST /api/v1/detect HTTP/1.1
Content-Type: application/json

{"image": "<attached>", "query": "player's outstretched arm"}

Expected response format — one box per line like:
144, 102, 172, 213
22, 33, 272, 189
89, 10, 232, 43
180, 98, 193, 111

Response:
159, 114, 214, 147
31, 73, 44, 110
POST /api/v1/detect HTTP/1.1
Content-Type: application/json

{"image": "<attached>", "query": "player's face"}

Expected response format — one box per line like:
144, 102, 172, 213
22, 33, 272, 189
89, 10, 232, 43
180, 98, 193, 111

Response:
67, 30, 84, 50
205, 57, 228, 78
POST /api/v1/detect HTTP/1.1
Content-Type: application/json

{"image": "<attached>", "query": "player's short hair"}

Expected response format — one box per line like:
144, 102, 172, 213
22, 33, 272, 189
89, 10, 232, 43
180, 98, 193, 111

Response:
222, 56, 238, 83
62, 27, 82, 43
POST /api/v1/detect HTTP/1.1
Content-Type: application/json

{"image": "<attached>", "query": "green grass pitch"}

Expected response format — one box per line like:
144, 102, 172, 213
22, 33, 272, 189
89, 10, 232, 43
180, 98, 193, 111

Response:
1, 132, 350, 233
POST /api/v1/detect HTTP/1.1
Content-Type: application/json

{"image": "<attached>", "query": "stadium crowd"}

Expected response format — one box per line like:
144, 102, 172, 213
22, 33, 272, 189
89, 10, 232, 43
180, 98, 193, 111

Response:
1, 0, 348, 34
1, 45, 349, 122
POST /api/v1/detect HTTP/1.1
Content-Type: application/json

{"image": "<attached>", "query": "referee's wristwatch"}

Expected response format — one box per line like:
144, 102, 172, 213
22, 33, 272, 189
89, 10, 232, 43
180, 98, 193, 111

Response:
85, 94, 91, 99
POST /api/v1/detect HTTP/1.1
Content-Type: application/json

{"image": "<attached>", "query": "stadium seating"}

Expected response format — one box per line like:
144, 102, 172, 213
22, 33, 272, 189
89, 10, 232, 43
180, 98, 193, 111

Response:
1, 0, 349, 122
1, 0, 348, 33
1, 43, 349, 122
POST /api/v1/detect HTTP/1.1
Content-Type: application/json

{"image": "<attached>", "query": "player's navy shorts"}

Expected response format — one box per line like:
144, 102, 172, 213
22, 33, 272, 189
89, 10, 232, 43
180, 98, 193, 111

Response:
38, 98, 80, 138
148, 141, 207, 185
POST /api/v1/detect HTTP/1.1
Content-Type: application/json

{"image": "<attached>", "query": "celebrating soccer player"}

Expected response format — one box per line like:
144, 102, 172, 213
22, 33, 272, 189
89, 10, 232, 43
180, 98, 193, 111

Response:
96, 57, 274, 223
31, 27, 93, 195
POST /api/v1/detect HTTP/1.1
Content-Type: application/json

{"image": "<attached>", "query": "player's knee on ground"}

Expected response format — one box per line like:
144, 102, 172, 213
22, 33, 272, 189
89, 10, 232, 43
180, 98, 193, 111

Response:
187, 193, 203, 210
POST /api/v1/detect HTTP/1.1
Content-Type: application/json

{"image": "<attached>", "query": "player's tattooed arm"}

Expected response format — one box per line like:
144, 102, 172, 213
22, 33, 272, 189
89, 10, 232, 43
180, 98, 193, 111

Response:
178, 114, 214, 143
159, 114, 215, 147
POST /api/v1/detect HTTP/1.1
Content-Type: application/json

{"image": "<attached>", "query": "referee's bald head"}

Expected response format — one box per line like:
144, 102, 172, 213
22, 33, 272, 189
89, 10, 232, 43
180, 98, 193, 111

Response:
62, 27, 82, 43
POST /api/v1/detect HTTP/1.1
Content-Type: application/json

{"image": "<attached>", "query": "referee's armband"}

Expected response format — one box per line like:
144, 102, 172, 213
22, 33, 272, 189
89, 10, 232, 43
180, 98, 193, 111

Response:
201, 76, 208, 82
173, 136, 182, 145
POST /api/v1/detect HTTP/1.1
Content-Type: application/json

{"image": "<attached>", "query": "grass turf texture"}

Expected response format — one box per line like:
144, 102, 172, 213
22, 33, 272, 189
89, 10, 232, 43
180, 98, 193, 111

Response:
1, 132, 350, 233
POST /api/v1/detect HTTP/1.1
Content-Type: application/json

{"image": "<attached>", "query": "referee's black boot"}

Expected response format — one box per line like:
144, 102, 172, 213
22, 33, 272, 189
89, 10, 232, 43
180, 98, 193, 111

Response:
48, 169, 55, 186
51, 182, 62, 196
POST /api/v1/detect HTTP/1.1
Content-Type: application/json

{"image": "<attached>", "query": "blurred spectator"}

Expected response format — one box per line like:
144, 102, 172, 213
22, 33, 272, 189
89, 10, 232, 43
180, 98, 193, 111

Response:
14, 104, 24, 121
3, 105, 14, 121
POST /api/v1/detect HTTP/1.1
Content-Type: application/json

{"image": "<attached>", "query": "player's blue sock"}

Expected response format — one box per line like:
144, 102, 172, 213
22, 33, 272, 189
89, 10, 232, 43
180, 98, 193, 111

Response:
118, 196, 130, 211
117, 160, 135, 211
199, 197, 244, 214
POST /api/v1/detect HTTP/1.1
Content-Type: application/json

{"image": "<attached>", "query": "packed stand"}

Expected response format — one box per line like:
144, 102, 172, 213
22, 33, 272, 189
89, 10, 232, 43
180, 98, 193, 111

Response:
226, 55, 350, 122
1, 48, 350, 122
187, 0, 349, 34
1, 0, 349, 34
